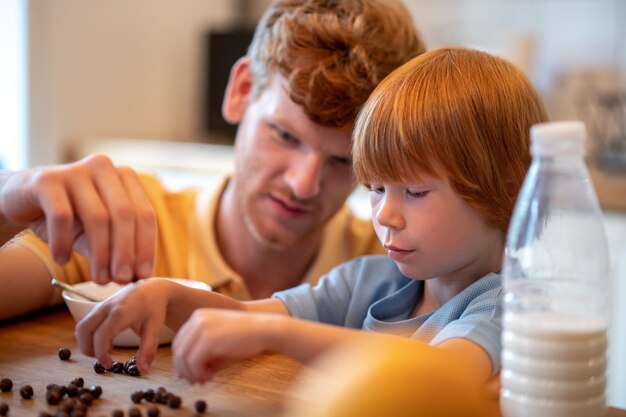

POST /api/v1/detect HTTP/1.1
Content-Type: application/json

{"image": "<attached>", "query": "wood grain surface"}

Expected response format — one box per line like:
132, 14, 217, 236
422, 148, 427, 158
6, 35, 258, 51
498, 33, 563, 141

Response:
0, 308, 308, 417
1, 307, 624, 417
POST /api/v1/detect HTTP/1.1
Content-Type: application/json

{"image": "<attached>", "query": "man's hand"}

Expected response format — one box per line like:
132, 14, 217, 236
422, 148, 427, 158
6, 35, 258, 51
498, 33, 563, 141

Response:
0, 154, 156, 284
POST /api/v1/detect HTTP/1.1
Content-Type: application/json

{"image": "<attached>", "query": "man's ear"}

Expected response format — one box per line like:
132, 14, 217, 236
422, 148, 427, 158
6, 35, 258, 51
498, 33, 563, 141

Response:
222, 56, 254, 124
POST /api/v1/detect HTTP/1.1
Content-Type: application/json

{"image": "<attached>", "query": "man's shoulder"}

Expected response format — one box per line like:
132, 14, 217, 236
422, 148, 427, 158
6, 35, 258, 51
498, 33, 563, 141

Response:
135, 171, 224, 209
327, 204, 371, 230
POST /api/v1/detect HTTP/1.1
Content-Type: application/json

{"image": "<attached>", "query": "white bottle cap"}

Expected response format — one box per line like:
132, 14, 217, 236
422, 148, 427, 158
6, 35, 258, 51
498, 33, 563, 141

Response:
530, 121, 587, 156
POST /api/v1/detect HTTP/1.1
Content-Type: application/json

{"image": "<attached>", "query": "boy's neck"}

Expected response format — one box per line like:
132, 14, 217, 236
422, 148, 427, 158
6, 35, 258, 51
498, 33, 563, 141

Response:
409, 283, 440, 318
409, 269, 495, 319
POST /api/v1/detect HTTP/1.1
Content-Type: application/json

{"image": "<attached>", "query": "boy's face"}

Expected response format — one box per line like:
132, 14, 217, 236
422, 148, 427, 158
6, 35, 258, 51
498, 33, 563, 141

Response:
227, 71, 355, 249
369, 175, 504, 282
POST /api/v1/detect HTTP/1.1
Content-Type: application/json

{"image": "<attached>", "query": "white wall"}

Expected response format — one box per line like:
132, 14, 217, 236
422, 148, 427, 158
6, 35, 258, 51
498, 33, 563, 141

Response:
407, 0, 626, 118
27, 0, 239, 166
0, 0, 27, 170
27, 0, 626, 167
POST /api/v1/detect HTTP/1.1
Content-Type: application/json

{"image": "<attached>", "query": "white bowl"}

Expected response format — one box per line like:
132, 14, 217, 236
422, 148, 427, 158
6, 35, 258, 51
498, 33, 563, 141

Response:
61, 278, 212, 348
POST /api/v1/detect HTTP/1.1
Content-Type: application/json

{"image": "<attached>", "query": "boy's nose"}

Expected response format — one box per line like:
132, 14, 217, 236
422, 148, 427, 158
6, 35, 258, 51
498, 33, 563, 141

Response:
284, 154, 323, 200
375, 196, 405, 230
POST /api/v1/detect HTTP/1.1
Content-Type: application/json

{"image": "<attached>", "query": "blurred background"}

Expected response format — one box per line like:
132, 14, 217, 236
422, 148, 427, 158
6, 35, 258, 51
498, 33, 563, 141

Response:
0, 0, 625, 408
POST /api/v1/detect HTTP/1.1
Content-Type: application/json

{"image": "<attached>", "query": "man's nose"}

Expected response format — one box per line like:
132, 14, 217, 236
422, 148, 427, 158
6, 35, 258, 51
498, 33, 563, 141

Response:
284, 153, 323, 200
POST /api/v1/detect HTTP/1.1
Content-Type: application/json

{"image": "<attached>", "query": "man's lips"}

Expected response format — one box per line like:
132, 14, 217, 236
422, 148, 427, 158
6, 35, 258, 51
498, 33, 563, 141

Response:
268, 195, 312, 216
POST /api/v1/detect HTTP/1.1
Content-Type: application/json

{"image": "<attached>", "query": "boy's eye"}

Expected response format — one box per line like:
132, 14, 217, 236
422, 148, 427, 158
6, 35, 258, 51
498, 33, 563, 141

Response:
365, 184, 384, 194
407, 189, 428, 198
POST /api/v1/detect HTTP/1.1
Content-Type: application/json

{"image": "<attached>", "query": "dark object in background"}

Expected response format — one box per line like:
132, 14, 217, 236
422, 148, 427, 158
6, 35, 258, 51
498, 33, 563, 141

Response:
578, 89, 626, 172
203, 28, 255, 144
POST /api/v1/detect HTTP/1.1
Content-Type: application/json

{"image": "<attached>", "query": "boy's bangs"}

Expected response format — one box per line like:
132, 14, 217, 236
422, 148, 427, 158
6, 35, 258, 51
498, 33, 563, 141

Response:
353, 82, 439, 185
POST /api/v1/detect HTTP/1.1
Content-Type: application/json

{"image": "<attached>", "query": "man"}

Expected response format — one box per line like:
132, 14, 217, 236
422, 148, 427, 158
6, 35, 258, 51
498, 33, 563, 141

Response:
0, 0, 426, 320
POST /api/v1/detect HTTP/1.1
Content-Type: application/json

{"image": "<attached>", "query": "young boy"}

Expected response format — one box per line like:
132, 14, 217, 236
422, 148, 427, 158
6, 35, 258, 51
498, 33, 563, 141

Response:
76, 47, 549, 386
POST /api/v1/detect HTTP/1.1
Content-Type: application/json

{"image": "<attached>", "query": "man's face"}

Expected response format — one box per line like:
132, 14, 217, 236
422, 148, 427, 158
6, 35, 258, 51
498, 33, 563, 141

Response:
230, 73, 355, 250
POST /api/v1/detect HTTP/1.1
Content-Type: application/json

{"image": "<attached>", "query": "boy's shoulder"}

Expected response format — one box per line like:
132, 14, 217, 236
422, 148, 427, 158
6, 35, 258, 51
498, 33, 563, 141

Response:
337, 254, 399, 274
331, 255, 409, 288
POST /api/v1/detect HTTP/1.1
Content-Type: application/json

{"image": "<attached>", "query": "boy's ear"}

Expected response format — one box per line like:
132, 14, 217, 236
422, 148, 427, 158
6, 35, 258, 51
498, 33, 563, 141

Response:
222, 56, 254, 124
504, 174, 520, 202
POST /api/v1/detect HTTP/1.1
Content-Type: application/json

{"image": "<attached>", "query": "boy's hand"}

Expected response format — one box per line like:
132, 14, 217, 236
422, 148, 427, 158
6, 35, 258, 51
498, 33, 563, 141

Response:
0, 154, 156, 284
172, 309, 280, 384
74, 278, 170, 373
485, 373, 501, 400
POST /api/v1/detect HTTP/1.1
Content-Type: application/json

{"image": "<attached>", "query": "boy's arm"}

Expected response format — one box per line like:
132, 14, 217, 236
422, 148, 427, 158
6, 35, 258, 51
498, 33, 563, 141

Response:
437, 338, 494, 383
172, 309, 369, 383
265, 315, 368, 362
172, 307, 501, 387
75, 279, 293, 373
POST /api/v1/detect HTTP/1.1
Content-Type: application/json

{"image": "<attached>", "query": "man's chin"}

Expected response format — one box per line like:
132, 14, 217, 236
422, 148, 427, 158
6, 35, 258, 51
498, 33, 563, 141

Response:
245, 220, 300, 251
253, 231, 299, 251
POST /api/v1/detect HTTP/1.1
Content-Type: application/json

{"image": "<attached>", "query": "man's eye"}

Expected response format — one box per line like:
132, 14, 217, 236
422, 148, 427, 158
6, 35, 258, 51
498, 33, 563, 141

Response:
277, 130, 298, 144
331, 156, 352, 166
269, 123, 299, 145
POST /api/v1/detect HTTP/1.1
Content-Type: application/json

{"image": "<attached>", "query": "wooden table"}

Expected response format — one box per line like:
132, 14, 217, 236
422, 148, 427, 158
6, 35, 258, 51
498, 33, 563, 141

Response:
0, 308, 309, 417
1, 308, 625, 417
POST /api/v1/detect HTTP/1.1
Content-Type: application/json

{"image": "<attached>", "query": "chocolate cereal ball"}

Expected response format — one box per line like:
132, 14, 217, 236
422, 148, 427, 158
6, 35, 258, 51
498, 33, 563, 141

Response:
58, 347, 71, 360
0, 378, 12, 393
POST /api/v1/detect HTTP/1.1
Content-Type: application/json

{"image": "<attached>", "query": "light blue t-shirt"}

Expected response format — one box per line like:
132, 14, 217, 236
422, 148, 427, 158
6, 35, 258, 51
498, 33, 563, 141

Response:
273, 255, 503, 373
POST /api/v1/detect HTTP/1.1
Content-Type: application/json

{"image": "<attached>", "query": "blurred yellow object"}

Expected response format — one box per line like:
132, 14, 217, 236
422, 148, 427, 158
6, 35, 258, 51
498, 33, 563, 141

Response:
284, 336, 500, 417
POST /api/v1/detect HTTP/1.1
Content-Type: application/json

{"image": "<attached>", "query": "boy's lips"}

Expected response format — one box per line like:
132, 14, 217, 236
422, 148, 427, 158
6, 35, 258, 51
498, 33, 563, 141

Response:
384, 245, 414, 261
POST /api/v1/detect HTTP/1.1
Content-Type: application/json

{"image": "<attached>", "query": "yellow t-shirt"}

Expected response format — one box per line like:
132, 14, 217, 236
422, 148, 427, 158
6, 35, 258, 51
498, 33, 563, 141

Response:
19, 173, 384, 303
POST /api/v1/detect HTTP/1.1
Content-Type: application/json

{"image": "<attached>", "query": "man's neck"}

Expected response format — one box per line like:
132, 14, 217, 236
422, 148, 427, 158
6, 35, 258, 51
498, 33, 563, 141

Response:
216, 182, 322, 299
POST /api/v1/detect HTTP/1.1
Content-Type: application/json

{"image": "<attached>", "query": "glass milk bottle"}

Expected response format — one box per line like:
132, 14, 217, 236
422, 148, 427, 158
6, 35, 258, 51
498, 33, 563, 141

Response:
501, 121, 610, 417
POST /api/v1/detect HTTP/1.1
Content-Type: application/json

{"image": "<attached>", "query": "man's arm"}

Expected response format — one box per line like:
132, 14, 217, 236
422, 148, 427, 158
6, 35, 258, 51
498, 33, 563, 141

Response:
0, 181, 25, 246
0, 242, 56, 320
